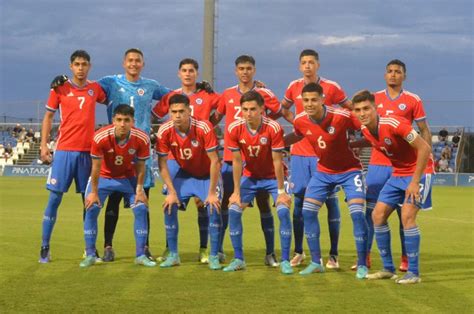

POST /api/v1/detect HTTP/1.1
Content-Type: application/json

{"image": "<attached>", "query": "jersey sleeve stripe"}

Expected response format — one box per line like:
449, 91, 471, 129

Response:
272, 147, 285, 151
414, 117, 426, 122
157, 151, 168, 156
157, 122, 174, 138
228, 119, 246, 133
45, 105, 56, 112
90, 154, 102, 159
206, 145, 218, 152
228, 146, 239, 151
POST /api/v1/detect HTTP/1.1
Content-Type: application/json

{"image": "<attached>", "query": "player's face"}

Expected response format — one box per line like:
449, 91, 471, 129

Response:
302, 92, 324, 118
123, 52, 144, 78
178, 64, 198, 87
241, 100, 263, 125
113, 114, 134, 138
235, 62, 256, 84
384, 64, 406, 88
299, 56, 319, 78
69, 57, 90, 81
353, 101, 377, 126
170, 103, 191, 128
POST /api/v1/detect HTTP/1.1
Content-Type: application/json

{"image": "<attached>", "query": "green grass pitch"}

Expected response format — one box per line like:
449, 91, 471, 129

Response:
0, 177, 473, 312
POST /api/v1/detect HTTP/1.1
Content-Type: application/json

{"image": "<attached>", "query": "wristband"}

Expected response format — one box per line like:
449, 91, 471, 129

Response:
136, 184, 144, 192
277, 188, 285, 195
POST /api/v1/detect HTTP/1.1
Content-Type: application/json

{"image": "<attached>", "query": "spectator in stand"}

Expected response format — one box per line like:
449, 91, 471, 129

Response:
452, 130, 461, 147
5, 144, 13, 155
438, 128, 448, 142
441, 145, 452, 160
26, 129, 35, 143
437, 155, 452, 173
12, 124, 22, 136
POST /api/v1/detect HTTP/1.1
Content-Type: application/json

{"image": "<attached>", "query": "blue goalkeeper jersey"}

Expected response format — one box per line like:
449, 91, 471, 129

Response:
99, 74, 170, 133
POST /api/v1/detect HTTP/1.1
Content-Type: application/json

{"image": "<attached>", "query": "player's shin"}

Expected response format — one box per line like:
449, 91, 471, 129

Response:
302, 201, 322, 264
164, 205, 179, 254
374, 224, 395, 272
349, 203, 368, 266
228, 204, 244, 260
207, 206, 222, 256
84, 204, 101, 256
41, 191, 63, 246
277, 204, 292, 262
293, 195, 304, 254
326, 194, 341, 257
132, 203, 148, 257
404, 226, 421, 276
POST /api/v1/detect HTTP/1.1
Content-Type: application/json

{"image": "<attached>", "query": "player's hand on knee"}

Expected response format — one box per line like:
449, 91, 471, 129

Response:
50, 75, 68, 89
228, 192, 241, 208
135, 189, 148, 207
85, 193, 100, 210
205, 194, 221, 214
163, 192, 180, 215
405, 181, 421, 204
276, 192, 291, 208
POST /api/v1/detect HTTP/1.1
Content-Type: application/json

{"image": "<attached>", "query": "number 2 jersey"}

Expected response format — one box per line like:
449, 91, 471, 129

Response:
46, 80, 106, 152
90, 125, 151, 179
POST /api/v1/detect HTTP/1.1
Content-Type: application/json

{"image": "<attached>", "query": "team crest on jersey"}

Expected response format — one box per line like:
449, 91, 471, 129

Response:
50, 178, 57, 185
384, 137, 392, 145
260, 137, 268, 145
195, 98, 203, 105
398, 103, 407, 111
229, 99, 234, 104
327, 126, 335, 134
191, 140, 199, 147
88, 89, 94, 96
377, 104, 383, 108
137, 88, 145, 96
128, 149, 136, 154
119, 87, 126, 93
171, 142, 178, 146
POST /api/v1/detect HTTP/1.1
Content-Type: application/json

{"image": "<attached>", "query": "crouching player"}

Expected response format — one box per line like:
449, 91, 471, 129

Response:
80, 104, 154, 268
156, 94, 222, 270
352, 90, 432, 284
224, 91, 293, 274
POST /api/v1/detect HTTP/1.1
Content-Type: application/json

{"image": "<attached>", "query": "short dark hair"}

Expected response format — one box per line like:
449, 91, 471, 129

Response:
169, 94, 190, 107
113, 104, 135, 117
124, 48, 144, 58
70, 50, 90, 63
179, 58, 199, 70
235, 55, 255, 66
351, 90, 375, 105
386, 59, 406, 73
301, 82, 324, 96
299, 49, 319, 61
240, 90, 264, 107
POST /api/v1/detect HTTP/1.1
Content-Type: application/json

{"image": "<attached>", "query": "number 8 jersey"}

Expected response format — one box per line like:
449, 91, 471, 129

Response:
46, 80, 106, 151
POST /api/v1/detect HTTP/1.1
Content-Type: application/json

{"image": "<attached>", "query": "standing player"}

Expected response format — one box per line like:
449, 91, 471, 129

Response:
360, 59, 432, 271
352, 90, 433, 284
281, 49, 352, 268
214, 55, 292, 267
156, 94, 222, 270
223, 91, 293, 274
153, 58, 221, 263
285, 83, 368, 279
39, 50, 106, 263
80, 105, 155, 268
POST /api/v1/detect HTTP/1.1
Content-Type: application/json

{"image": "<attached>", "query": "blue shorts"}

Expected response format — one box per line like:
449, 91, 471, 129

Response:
173, 168, 222, 209
46, 151, 91, 193
162, 159, 181, 195
366, 165, 393, 202
305, 170, 366, 203
143, 154, 155, 189
378, 174, 433, 211
221, 161, 234, 194
240, 176, 280, 205
85, 177, 139, 207
290, 155, 317, 195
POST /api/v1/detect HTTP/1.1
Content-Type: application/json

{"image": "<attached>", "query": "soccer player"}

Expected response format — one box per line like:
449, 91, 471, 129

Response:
156, 94, 222, 270
352, 90, 433, 284
39, 50, 106, 263
80, 104, 155, 268
281, 49, 351, 268
214, 55, 292, 267
152, 58, 221, 263
224, 90, 292, 274
361, 59, 432, 271
285, 83, 368, 278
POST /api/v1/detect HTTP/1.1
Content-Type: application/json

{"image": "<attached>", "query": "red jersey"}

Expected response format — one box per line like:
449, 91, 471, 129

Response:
227, 117, 285, 179
293, 106, 361, 174
217, 85, 282, 162
361, 116, 434, 176
370, 89, 427, 166
152, 89, 220, 121
156, 117, 218, 178
91, 125, 150, 179
46, 80, 106, 151
283, 77, 348, 157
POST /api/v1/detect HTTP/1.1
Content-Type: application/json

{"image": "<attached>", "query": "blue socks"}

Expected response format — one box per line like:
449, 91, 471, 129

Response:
293, 195, 304, 254
260, 211, 274, 255
41, 191, 64, 247
349, 203, 368, 266
164, 204, 179, 254
302, 201, 322, 264
365, 201, 376, 253
132, 202, 148, 257
84, 204, 101, 256
277, 204, 292, 261
326, 193, 341, 256
404, 226, 421, 275
228, 204, 244, 260
374, 223, 395, 272
198, 206, 209, 249
208, 206, 221, 256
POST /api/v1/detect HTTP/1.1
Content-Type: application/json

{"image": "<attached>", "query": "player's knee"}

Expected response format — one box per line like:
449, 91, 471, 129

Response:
48, 191, 63, 207
401, 207, 417, 228
85, 205, 101, 220
132, 203, 148, 217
